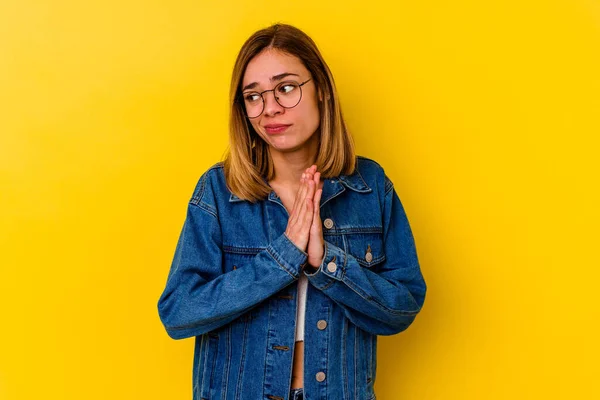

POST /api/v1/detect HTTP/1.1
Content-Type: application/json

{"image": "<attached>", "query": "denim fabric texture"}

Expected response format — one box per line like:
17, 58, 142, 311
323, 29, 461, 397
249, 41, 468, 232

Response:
158, 156, 427, 400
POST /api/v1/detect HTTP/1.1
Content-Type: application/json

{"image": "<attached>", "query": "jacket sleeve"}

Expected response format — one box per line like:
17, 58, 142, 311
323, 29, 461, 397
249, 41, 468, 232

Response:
157, 176, 307, 340
304, 178, 427, 336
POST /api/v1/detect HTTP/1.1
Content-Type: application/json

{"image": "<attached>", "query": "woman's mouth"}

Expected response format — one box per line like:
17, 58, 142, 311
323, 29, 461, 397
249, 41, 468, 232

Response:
264, 124, 291, 134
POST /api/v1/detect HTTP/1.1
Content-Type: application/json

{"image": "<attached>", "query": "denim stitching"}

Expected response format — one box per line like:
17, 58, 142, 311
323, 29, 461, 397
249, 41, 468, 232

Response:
321, 184, 346, 208
266, 246, 297, 279
190, 167, 211, 205
222, 246, 263, 255
209, 334, 218, 398
384, 176, 394, 195
355, 255, 386, 268
196, 201, 218, 219
324, 227, 383, 235
197, 334, 206, 398
222, 325, 232, 400
262, 301, 272, 400
342, 317, 348, 400
342, 274, 420, 316
234, 315, 250, 400
354, 324, 358, 400
353, 168, 372, 193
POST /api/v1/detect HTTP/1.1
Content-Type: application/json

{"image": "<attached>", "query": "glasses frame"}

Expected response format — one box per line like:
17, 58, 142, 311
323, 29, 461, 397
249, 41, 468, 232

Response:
239, 78, 312, 119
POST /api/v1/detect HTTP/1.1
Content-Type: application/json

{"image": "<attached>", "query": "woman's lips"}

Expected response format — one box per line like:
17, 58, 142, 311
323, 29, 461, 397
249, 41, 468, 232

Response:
264, 124, 291, 134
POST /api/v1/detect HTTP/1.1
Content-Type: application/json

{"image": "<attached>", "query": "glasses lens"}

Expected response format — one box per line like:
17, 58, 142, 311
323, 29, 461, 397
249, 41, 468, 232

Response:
241, 81, 303, 118
275, 82, 301, 108
243, 92, 263, 118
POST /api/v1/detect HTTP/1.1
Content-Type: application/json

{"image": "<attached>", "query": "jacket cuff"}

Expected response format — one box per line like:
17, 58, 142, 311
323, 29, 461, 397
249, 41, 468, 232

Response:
266, 233, 308, 279
304, 241, 346, 289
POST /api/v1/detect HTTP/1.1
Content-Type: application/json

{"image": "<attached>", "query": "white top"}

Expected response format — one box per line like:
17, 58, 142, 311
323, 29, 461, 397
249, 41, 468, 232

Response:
295, 273, 308, 341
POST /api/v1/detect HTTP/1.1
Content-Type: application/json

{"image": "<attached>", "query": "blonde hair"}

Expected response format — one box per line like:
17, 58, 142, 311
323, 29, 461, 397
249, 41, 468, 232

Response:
223, 23, 356, 202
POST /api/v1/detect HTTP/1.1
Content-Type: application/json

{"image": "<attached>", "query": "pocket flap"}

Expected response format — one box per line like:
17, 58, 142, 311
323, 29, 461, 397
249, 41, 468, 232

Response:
345, 232, 386, 267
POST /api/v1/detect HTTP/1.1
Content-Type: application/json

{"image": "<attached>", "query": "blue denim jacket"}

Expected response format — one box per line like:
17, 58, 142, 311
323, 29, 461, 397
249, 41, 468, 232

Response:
157, 156, 427, 400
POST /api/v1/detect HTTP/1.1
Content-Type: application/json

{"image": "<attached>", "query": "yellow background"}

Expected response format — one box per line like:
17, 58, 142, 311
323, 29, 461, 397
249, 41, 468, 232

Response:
1, 0, 599, 398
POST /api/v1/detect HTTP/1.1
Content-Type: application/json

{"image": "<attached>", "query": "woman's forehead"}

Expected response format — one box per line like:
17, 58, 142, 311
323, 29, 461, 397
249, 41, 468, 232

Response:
243, 50, 307, 85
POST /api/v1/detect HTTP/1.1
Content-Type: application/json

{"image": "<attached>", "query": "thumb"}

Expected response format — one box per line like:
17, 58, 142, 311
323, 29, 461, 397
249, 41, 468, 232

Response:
313, 188, 323, 225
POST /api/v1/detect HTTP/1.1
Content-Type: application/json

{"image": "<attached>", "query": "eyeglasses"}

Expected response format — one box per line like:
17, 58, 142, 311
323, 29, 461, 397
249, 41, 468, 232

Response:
239, 78, 312, 119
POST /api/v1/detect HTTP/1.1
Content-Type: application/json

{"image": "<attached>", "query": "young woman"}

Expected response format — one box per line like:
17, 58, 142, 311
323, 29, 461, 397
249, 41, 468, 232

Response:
158, 23, 427, 400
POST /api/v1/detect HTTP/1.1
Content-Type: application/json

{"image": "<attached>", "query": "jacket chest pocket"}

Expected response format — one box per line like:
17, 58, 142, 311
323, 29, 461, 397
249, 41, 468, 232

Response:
222, 247, 261, 272
343, 229, 386, 268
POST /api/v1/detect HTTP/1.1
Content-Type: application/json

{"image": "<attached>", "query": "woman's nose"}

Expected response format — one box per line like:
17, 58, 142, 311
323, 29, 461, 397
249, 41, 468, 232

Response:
263, 91, 284, 116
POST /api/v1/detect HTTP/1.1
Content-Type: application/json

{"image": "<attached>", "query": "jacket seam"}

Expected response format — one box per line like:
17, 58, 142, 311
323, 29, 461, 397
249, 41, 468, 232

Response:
384, 177, 394, 195
222, 245, 263, 255
167, 308, 241, 331
190, 167, 220, 217
234, 316, 250, 400
315, 277, 336, 291
201, 334, 209, 398
262, 302, 272, 400
265, 246, 297, 279
193, 200, 218, 219
196, 334, 206, 397
341, 273, 421, 316
342, 317, 349, 400
354, 324, 358, 400
354, 167, 371, 192
324, 227, 383, 234
222, 325, 232, 400
190, 170, 209, 205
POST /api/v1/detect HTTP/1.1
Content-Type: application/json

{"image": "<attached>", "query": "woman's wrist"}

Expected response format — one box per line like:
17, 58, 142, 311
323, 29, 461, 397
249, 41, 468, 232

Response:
304, 244, 325, 274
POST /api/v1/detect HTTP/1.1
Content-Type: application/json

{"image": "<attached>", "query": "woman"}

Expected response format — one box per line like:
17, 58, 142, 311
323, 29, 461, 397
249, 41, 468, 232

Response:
158, 23, 426, 400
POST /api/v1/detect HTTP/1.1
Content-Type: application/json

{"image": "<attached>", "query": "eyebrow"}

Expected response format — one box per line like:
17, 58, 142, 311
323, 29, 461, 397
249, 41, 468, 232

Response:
242, 72, 300, 92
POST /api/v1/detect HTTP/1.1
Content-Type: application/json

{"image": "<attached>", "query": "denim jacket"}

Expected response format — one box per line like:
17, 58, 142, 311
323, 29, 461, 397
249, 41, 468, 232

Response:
157, 156, 427, 400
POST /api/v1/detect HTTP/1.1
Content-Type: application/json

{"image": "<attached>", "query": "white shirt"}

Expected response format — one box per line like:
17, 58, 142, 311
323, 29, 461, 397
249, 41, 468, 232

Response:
295, 273, 308, 341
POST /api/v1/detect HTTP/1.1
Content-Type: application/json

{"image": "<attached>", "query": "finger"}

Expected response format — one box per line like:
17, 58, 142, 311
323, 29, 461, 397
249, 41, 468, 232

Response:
305, 169, 314, 184
296, 172, 307, 202
299, 180, 316, 228
312, 188, 323, 232
313, 171, 321, 187
311, 172, 321, 212
290, 168, 314, 222
305, 177, 316, 202
309, 165, 317, 179
313, 188, 323, 218
290, 173, 309, 224
289, 184, 305, 226
300, 170, 317, 221
303, 189, 314, 227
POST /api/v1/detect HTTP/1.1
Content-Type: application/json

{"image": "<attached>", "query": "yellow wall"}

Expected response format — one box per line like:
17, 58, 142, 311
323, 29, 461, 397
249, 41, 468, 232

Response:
1, 1, 599, 398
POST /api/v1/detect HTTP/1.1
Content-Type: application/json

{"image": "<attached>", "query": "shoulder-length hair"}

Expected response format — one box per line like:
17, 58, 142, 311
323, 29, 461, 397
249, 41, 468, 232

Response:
223, 23, 356, 202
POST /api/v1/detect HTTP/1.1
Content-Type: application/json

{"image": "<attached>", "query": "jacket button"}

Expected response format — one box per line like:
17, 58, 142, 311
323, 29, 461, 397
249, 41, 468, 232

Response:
327, 262, 337, 273
365, 252, 373, 263
323, 218, 334, 229
316, 371, 326, 382
317, 320, 327, 330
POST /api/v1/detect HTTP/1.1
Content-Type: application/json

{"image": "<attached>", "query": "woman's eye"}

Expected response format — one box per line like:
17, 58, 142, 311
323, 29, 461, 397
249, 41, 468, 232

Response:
244, 93, 260, 102
278, 84, 296, 94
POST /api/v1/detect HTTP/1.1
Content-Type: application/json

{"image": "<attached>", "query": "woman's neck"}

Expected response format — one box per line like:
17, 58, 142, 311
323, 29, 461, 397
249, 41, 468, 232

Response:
269, 137, 319, 187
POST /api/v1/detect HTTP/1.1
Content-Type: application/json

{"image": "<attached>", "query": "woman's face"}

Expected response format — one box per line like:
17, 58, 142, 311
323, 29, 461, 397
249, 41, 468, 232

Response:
241, 49, 321, 154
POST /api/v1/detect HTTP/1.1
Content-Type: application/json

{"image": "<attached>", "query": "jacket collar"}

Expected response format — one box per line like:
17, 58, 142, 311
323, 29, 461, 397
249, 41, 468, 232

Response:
229, 168, 371, 203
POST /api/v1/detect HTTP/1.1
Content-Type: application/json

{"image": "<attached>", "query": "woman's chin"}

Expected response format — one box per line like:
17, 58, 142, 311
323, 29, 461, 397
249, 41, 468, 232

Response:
267, 137, 304, 153
261, 129, 319, 154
